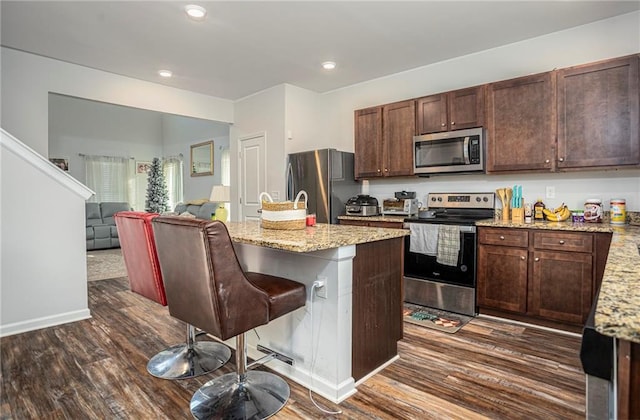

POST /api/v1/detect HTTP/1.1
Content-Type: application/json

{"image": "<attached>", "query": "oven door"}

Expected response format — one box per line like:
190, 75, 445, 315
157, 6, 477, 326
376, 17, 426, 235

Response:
404, 224, 476, 287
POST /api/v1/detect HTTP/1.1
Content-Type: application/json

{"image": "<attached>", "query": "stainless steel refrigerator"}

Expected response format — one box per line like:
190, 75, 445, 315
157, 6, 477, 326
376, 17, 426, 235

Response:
286, 149, 359, 224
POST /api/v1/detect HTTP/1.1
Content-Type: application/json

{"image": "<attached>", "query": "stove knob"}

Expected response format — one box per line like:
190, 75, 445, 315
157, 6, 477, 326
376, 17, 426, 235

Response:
431, 197, 436, 202
483, 197, 488, 202
437, 197, 443, 202
475, 197, 481, 202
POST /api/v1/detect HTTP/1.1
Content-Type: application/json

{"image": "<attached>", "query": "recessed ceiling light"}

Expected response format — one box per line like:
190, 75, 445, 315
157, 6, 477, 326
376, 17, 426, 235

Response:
158, 69, 173, 78
322, 61, 337, 70
185, 4, 207, 20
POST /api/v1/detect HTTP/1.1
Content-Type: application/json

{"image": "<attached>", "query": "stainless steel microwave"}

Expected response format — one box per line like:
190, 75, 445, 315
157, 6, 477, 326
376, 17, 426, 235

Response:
413, 127, 485, 175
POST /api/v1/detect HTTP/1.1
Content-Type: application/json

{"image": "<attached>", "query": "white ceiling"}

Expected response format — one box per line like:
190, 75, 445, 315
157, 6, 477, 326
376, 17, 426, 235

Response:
2, 1, 639, 101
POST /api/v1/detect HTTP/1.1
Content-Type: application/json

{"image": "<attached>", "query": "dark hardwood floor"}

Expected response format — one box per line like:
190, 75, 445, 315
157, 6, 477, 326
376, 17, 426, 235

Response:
1, 277, 585, 419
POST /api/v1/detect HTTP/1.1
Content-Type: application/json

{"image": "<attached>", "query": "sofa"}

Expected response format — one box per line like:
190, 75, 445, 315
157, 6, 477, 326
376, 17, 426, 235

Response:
86, 202, 131, 250
173, 201, 219, 220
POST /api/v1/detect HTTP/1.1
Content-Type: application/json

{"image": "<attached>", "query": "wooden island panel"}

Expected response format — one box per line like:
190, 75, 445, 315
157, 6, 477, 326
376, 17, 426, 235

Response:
352, 237, 404, 381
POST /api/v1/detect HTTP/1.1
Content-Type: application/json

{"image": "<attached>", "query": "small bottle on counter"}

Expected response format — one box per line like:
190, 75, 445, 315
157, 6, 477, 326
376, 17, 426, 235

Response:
610, 199, 626, 225
534, 199, 545, 221
524, 203, 533, 224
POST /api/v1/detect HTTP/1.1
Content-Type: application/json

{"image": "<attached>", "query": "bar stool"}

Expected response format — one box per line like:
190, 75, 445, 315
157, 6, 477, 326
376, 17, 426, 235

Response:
114, 211, 231, 380
152, 217, 306, 419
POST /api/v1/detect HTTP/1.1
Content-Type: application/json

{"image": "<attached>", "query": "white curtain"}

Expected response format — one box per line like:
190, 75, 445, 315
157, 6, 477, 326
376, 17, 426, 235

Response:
163, 156, 184, 210
84, 155, 134, 204
221, 148, 230, 186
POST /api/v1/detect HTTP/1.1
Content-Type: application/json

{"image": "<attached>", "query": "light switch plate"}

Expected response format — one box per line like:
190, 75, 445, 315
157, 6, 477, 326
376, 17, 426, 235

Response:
546, 186, 556, 199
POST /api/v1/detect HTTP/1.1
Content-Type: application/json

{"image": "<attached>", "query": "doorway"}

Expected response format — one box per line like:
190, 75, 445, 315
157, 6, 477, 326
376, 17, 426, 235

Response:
238, 133, 266, 221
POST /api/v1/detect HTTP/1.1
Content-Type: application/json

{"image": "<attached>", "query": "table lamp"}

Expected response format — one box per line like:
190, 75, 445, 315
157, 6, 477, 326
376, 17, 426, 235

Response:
210, 185, 230, 222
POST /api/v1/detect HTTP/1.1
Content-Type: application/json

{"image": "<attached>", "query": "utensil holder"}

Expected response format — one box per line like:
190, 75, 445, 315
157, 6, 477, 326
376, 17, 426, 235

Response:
511, 208, 524, 224
502, 205, 510, 222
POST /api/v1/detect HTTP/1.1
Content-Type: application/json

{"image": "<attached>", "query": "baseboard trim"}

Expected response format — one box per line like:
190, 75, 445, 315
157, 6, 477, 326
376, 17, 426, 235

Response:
477, 313, 581, 338
0, 309, 92, 337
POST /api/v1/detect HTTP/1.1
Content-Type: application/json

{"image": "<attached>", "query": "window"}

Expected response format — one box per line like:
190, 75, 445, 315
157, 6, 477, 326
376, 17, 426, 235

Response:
220, 148, 230, 186
84, 155, 134, 203
163, 157, 184, 210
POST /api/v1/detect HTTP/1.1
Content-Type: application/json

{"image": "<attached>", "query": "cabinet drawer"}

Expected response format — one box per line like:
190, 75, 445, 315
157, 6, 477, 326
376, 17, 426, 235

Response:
533, 231, 593, 253
479, 228, 528, 247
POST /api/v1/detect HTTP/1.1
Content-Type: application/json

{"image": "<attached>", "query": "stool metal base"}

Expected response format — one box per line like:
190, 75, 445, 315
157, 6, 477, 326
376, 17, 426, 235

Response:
190, 370, 290, 420
147, 341, 231, 380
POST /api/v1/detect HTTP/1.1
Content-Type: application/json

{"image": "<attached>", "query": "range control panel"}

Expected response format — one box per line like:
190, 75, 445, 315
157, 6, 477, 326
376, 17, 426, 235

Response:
427, 192, 495, 209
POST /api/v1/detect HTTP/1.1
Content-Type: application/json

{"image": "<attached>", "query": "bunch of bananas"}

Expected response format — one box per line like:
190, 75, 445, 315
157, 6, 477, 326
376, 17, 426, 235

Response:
543, 203, 571, 222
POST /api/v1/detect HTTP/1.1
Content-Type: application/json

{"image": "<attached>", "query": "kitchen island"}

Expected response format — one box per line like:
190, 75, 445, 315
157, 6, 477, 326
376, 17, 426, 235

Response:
224, 221, 409, 403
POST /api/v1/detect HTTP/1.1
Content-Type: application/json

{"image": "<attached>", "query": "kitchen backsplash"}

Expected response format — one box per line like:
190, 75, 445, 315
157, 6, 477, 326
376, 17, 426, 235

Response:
360, 169, 640, 213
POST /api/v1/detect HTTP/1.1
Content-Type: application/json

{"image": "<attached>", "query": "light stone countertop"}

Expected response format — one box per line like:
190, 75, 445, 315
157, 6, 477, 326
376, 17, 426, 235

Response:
226, 220, 408, 253
475, 218, 616, 233
594, 225, 640, 343
476, 218, 640, 344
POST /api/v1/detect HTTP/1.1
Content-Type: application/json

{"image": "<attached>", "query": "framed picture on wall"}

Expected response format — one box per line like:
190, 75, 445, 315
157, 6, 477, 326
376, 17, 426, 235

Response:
136, 161, 152, 174
50, 158, 69, 171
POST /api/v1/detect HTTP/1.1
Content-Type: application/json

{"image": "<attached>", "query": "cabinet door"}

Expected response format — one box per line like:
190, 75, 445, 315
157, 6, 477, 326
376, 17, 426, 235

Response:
557, 55, 640, 169
449, 86, 485, 130
416, 94, 447, 134
486, 72, 556, 172
477, 244, 528, 313
383, 100, 416, 176
529, 250, 593, 324
354, 106, 383, 178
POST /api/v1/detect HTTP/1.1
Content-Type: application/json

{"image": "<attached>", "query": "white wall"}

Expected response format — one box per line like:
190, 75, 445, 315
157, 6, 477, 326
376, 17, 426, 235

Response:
317, 11, 640, 211
1, 47, 234, 156
284, 84, 320, 154
161, 114, 230, 201
231, 85, 286, 220
1, 131, 93, 336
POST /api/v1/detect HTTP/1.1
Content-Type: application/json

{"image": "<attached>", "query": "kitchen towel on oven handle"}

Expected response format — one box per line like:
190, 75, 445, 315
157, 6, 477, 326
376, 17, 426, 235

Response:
436, 225, 461, 266
409, 224, 439, 256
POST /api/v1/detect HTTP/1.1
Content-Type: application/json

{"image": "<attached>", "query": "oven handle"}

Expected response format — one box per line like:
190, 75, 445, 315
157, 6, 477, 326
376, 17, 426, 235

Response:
463, 136, 470, 164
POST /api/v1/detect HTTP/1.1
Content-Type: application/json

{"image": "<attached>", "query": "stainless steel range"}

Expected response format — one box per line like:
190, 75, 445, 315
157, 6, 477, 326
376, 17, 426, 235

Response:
403, 192, 495, 316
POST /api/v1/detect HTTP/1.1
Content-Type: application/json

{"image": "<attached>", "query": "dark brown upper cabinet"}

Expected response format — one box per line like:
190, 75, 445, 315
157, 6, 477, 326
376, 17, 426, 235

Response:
486, 72, 556, 173
557, 55, 640, 170
354, 100, 415, 179
416, 86, 485, 134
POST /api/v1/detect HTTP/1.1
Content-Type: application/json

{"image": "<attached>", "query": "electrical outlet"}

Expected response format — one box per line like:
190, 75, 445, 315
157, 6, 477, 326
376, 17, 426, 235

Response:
545, 186, 556, 199
315, 275, 328, 299
271, 191, 279, 200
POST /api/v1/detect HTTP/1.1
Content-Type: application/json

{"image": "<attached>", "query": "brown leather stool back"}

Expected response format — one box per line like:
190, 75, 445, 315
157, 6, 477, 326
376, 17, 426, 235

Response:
152, 217, 270, 341
114, 211, 166, 305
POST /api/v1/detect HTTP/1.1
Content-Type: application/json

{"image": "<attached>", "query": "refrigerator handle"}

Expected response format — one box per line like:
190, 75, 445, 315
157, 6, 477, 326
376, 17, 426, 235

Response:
286, 161, 294, 201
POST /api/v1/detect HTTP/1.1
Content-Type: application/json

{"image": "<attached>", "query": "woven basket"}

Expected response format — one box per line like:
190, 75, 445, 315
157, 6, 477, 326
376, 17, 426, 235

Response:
260, 191, 307, 230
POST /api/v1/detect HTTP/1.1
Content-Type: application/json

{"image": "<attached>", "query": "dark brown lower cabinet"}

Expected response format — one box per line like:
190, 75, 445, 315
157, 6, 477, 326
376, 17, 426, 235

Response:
477, 227, 611, 328
529, 250, 592, 324
352, 237, 404, 381
477, 244, 528, 313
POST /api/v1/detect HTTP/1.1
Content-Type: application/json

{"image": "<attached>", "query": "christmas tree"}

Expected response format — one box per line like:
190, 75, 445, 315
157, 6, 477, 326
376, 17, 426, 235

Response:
145, 157, 169, 213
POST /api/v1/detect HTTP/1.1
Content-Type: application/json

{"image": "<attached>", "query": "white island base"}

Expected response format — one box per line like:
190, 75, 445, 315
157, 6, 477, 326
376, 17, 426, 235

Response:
227, 235, 404, 404
233, 242, 357, 403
